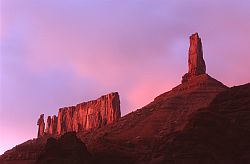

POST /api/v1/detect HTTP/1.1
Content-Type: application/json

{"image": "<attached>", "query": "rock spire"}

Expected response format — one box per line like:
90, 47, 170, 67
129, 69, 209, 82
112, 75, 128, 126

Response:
182, 33, 206, 83
37, 114, 45, 138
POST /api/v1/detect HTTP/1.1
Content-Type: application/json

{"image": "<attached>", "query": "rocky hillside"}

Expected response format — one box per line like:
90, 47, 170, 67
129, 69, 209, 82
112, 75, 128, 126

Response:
154, 83, 250, 164
78, 74, 228, 163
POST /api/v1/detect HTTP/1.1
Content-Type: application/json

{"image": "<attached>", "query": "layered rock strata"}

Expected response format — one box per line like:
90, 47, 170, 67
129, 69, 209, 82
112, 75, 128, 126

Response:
37, 92, 121, 137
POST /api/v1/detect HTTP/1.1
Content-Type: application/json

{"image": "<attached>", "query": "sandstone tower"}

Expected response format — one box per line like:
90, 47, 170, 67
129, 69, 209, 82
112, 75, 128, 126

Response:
37, 114, 45, 138
182, 33, 206, 83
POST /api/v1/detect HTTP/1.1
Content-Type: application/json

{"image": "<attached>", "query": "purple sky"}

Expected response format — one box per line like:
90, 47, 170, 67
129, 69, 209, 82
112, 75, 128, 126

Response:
0, 0, 250, 154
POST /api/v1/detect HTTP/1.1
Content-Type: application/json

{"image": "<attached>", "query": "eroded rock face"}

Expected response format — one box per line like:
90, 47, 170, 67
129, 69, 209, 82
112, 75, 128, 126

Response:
182, 33, 206, 83
37, 114, 45, 138
57, 92, 121, 135
45, 115, 58, 135
38, 92, 121, 137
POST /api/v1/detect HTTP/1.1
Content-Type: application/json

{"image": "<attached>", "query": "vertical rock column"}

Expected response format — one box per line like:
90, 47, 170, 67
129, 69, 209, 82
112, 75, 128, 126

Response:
45, 116, 51, 134
188, 32, 206, 75
45, 115, 58, 135
37, 114, 45, 138
182, 33, 206, 83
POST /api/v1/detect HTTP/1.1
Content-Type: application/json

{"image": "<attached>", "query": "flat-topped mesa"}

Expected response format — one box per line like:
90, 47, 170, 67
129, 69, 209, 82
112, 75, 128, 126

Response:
37, 92, 121, 137
182, 33, 206, 83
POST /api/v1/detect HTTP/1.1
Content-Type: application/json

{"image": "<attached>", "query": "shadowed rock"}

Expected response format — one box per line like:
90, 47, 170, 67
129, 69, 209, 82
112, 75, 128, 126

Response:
35, 132, 91, 164
152, 83, 250, 164
37, 114, 45, 138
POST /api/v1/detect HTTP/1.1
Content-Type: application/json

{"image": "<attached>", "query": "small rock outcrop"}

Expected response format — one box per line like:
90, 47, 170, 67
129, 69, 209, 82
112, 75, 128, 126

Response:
182, 33, 206, 83
37, 92, 121, 137
37, 114, 45, 138
35, 132, 91, 164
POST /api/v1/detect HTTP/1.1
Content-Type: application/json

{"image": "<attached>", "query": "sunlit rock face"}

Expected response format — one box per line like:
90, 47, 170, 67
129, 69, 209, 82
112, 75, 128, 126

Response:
38, 92, 121, 136
182, 33, 206, 83
45, 115, 58, 135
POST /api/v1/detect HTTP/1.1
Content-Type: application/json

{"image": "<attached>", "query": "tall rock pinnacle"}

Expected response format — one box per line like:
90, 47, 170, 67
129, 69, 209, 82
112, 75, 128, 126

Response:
37, 114, 45, 138
182, 33, 206, 83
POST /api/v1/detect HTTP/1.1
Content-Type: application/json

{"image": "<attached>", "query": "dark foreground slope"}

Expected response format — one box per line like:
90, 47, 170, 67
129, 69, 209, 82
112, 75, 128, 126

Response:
152, 83, 250, 164
35, 132, 91, 164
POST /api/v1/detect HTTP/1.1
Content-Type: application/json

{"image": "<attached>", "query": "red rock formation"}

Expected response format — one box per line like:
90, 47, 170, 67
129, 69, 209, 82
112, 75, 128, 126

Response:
38, 92, 120, 137
45, 115, 57, 135
57, 92, 121, 135
3, 33, 248, 164
151, 83, 250, 163
182, 33, 206, 83
37, 114, 45, 138
45, 116, 51, 134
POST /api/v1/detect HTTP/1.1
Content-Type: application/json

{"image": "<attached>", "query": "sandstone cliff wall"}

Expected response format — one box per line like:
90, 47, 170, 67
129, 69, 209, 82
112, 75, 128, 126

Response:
37, 92, 121, 137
